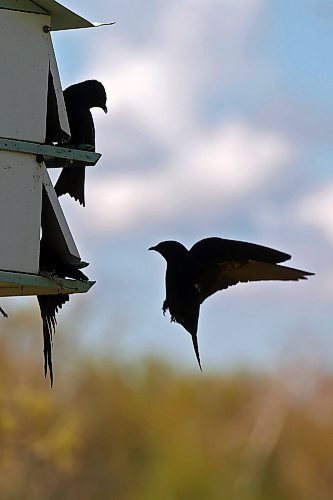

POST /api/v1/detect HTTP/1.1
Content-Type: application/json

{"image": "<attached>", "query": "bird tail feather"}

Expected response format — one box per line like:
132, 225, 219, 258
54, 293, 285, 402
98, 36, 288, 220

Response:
191, 333, 202, 371
54, 167, 86, 206
37, 294, 69, 387
217, 261, 314, 285
242, 261, 314, 282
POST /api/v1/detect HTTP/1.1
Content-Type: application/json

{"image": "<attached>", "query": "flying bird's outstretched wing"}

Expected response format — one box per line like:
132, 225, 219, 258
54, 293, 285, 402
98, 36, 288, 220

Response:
190, 237, 313, 303
150, 237, 314, 371
190, 237, 291, 265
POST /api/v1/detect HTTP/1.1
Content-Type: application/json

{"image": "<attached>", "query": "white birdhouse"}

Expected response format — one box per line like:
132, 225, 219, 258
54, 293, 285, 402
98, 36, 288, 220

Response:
0, 0, 107, 297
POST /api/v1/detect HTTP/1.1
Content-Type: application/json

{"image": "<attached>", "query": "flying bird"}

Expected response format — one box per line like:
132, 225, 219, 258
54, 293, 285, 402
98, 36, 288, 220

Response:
38, 239, 89, 386
149, 237, 314, 370
54, 80, 107, 206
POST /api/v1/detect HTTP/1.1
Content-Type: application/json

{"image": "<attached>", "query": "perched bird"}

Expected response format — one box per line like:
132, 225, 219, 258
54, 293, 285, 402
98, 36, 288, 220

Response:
39, 239, 89, 282
149, 237, 314, 370
38, 239, 89, 386
54, 80, 107, 206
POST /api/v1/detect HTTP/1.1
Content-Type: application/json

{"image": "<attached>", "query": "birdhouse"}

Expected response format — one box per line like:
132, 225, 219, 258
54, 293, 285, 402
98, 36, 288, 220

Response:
0, 0, 105, 297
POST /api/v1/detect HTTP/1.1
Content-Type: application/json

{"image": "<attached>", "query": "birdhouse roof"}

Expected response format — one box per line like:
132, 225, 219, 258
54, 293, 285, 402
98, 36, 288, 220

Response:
0, 0, 99, 31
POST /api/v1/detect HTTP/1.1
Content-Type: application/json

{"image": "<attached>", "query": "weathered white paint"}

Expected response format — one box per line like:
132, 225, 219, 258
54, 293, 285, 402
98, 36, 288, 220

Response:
48, 40, 70, 137
0, 151, 42, 273
0, 6, 96, 295
0, 9, 50, 142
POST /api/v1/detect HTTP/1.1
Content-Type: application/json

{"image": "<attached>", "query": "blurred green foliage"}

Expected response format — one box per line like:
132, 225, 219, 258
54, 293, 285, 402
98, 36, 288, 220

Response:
1, 309, 333, 500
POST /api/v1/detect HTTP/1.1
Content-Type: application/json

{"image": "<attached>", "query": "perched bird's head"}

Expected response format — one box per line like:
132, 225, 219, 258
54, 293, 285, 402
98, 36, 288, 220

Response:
67, 80, 108, 113
149, 240, 189, 261
87, 80, 108, 113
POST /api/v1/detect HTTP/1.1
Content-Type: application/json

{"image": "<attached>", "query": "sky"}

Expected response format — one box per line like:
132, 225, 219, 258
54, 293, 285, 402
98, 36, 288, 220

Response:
3, 0, 333, 373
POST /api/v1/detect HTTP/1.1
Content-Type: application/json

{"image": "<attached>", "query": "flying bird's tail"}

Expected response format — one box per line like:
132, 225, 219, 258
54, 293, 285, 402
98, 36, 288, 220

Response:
191, 333, 202, 372
37, 294, 69, 387
55, 166, 86, 206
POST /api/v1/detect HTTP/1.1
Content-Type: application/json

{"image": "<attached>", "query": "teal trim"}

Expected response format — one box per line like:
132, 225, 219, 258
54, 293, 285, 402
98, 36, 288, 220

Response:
0, 1, 46, 14
0, 1, 114, 32
0, 0, 96, 31
0, 269, 95, 297
0, 138, 101, 166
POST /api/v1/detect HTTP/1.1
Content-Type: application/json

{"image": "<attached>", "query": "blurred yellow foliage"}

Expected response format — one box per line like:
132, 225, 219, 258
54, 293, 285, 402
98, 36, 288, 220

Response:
0, 311, 333, 499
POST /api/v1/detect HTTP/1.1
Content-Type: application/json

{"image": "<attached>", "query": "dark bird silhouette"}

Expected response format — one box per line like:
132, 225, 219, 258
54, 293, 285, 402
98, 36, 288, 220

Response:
0, 306, 7, 318
149, 237, 314, 370
54, 80, 107, 206
38, 239, 89, 386
39, 240, 89, 282
37, 294, 69, 387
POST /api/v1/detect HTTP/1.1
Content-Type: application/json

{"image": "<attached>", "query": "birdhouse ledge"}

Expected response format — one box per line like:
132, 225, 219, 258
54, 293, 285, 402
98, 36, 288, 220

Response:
0, 269, 95, 297
0, 137, 101, 167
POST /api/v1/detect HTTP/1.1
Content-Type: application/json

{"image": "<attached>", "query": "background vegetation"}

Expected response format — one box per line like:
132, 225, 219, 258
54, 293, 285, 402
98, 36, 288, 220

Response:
0, 308, 333, 500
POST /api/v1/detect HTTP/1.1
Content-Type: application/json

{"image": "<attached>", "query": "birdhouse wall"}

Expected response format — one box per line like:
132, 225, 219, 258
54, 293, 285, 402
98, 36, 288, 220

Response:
0, 8, 73, 276
41, 168, 81, 264
0, 151, 42, 274
0, 9, 50, 142
47, 42, 70, 141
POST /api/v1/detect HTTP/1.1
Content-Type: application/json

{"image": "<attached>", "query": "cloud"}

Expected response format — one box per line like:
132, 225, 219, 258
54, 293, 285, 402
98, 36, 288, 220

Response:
85, 120, 292, 232
294, 184, 333, 245
86, 0, 268, 152
95, 48, 195, 149
68, 0, 292, 234
42, 0, 330, 370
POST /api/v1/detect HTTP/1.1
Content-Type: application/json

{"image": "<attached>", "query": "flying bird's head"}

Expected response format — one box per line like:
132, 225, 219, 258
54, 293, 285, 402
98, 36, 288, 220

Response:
149, 240, 189, 261
73, 80, 108, 113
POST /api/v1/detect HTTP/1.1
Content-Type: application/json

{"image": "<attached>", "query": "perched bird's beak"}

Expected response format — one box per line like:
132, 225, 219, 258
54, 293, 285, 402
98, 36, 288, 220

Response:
148, 246, 156, 251
102, 105, 108, 113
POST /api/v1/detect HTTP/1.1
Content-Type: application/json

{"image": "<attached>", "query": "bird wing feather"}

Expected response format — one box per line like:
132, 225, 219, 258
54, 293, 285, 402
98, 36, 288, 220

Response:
196, 260, 314, 303
190, 237, 291, 265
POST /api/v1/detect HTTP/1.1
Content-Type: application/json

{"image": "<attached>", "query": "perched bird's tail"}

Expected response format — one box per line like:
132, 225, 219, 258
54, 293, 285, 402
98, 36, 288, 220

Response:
37, 294, 69, 387
55, 166, 86, 206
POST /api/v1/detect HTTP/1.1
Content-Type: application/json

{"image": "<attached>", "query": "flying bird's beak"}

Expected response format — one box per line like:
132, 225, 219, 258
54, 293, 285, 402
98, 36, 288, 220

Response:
148, 246, 156, 251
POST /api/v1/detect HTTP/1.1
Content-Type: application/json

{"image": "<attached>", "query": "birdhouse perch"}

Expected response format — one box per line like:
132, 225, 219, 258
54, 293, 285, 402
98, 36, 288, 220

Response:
0, 0, 107, 298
